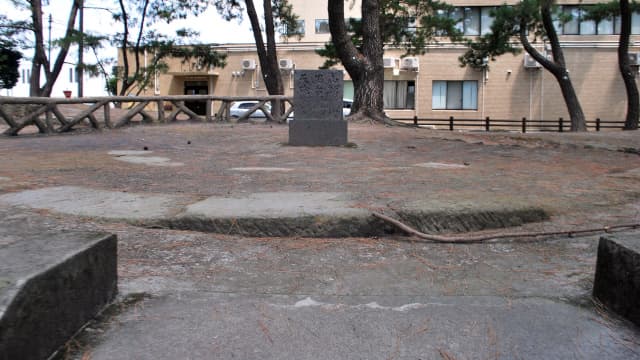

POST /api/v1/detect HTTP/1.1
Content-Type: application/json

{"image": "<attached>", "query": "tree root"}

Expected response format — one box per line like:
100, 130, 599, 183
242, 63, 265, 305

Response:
372, 212, 640, 244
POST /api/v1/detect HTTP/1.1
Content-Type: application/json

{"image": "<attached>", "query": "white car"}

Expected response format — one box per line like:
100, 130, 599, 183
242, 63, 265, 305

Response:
286, 99, 354, 123
342, 99, 353, 117
229, 101, 271, 119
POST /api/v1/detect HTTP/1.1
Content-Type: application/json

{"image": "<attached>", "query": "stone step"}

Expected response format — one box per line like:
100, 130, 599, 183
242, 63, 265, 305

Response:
0, 221, 117, 360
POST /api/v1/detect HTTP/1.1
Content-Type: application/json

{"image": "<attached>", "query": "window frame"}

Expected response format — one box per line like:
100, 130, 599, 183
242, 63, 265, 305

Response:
315, 19, 330, 34
383, 80, 416, 110
432, 80, 478, 111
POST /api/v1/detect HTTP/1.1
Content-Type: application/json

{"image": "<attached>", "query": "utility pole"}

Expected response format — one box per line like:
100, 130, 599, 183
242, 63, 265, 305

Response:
77, 0, 84, 97
47, 14, 52, 71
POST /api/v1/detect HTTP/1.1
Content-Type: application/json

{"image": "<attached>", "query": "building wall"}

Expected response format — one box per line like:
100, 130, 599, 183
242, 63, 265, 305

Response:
120, 0, 640, 123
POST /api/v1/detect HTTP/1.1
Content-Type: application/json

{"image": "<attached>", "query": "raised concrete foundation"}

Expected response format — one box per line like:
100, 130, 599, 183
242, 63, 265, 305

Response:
0, 225, 117, 360
593, 234, 640, 326
288, 119, 348, 146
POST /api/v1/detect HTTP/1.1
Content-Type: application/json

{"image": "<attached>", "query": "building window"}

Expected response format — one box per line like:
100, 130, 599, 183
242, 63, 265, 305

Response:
558, 6, 640, 35
69, 68, 74, 82
480, 7, 495, 35
384, 80, 415, 109
284, 19, 305, 36
315, 19, 330, 34
432, 81, 477, 110
21, 69, 25, 83
462, 7, 481, 36
438, 7, 494, 36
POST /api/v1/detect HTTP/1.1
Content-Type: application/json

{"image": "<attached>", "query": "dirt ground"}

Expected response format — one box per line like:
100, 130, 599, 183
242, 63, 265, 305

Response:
2, 122, 640, 359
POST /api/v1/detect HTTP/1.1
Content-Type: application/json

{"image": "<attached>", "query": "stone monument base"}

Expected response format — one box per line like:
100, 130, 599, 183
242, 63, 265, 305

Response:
288, 119, 348, 146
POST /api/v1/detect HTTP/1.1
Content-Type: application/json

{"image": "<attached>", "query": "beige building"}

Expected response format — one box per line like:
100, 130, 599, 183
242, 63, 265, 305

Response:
125, 0, 640, 123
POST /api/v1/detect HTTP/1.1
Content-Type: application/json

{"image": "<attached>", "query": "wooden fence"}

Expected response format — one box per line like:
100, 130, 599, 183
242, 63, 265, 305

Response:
396, 116, 626, 132
0, 95, 293, 136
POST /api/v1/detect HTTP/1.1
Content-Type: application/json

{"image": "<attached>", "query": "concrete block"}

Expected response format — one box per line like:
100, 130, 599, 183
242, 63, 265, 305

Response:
0, 230, 117, 360
593, 234, 640, 326
289, 119, 348, 146
293, 70, 343, 122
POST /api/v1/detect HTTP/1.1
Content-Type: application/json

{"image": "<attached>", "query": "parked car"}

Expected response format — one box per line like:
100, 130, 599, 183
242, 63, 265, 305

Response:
229, 101, 271, 119
342, 99, 353, 118
286, 99, 354, 123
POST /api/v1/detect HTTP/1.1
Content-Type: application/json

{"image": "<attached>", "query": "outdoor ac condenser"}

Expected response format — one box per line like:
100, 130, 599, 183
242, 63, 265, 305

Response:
524, 53, 542, 68
242, 59, 257, 70
383, 57, 397, 68
400, 57, 419, 70
279, 59, 294, 70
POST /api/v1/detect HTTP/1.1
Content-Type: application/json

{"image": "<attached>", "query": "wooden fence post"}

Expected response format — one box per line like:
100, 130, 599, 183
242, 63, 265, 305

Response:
522, 117, 527, 133
559, 117, 564, 133
449, 116, 454, 131
485, 116, 490, 132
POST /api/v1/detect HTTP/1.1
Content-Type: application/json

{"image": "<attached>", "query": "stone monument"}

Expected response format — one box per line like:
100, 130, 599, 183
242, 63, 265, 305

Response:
288, 69, 348, 146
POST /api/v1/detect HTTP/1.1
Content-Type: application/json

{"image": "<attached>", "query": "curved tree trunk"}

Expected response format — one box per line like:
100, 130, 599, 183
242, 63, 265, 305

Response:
328, 0, 387, 123
619, 0, 639, 130
246, 0, 284, 118
521, 3, 586, 131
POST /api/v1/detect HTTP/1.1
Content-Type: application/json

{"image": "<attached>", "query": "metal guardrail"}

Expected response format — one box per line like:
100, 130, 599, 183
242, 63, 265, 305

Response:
0, 95, 293, 136
396, 116, 625, 132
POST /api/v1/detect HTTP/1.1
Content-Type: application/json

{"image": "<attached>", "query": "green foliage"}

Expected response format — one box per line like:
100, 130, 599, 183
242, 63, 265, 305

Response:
458, 5, 522, 69
459, 0, 557, 70
114, 0, 227, 95
105, 76, 118, 95
317, 0, 462, 69
582, 1, 639, 22
0, 45, 21, 89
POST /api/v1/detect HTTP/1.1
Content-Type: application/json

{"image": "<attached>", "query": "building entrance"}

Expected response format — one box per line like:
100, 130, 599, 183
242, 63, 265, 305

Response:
184, 81, 208, 115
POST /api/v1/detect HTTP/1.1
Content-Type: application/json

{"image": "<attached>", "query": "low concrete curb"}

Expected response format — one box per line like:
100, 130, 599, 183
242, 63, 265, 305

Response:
0, 231, 117, 360
593, 234, 640, 327
157, 207, 549, 238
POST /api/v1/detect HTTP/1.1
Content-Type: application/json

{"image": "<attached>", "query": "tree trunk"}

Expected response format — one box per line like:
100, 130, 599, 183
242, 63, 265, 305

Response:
619, 0, 639, 130
29, 0, 80, 97
245, 0, 284, 118
522, 3, 586, 131
117, 0, 149, 97
328, 0, 387, 123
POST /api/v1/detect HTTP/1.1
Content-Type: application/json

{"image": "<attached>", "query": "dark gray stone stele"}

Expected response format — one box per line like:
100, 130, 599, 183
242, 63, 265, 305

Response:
289, 69, 347, 146
593, 235, 640, 326
0, 231, 117, 360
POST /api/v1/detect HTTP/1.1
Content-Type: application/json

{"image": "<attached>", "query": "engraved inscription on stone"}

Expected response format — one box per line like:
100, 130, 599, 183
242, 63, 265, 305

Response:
293, 70, 343, 121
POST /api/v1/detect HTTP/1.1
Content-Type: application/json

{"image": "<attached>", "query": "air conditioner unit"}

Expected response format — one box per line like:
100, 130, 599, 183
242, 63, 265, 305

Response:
524, 53, 541, 68
629, 52, 640, 66
279, 58, 294, 70
400, 57, 419, 70
383, 57, 396, 68
242, 59, 256, 70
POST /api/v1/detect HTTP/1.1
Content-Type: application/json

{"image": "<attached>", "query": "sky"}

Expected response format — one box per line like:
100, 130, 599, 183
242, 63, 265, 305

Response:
3, 0, 258, 61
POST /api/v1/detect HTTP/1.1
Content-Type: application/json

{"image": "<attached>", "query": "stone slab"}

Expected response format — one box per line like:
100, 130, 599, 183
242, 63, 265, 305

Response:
288, 119, 348, 146
183, 192, 366, 219
0, 186, 185, 220
593, 235, 640, 326
0, 213, 117, 360
293, 70, 343, 121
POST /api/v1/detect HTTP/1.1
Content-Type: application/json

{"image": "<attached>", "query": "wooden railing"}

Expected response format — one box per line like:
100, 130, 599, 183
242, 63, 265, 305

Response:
0, 95, 293, 136
395, 116, 626, 132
